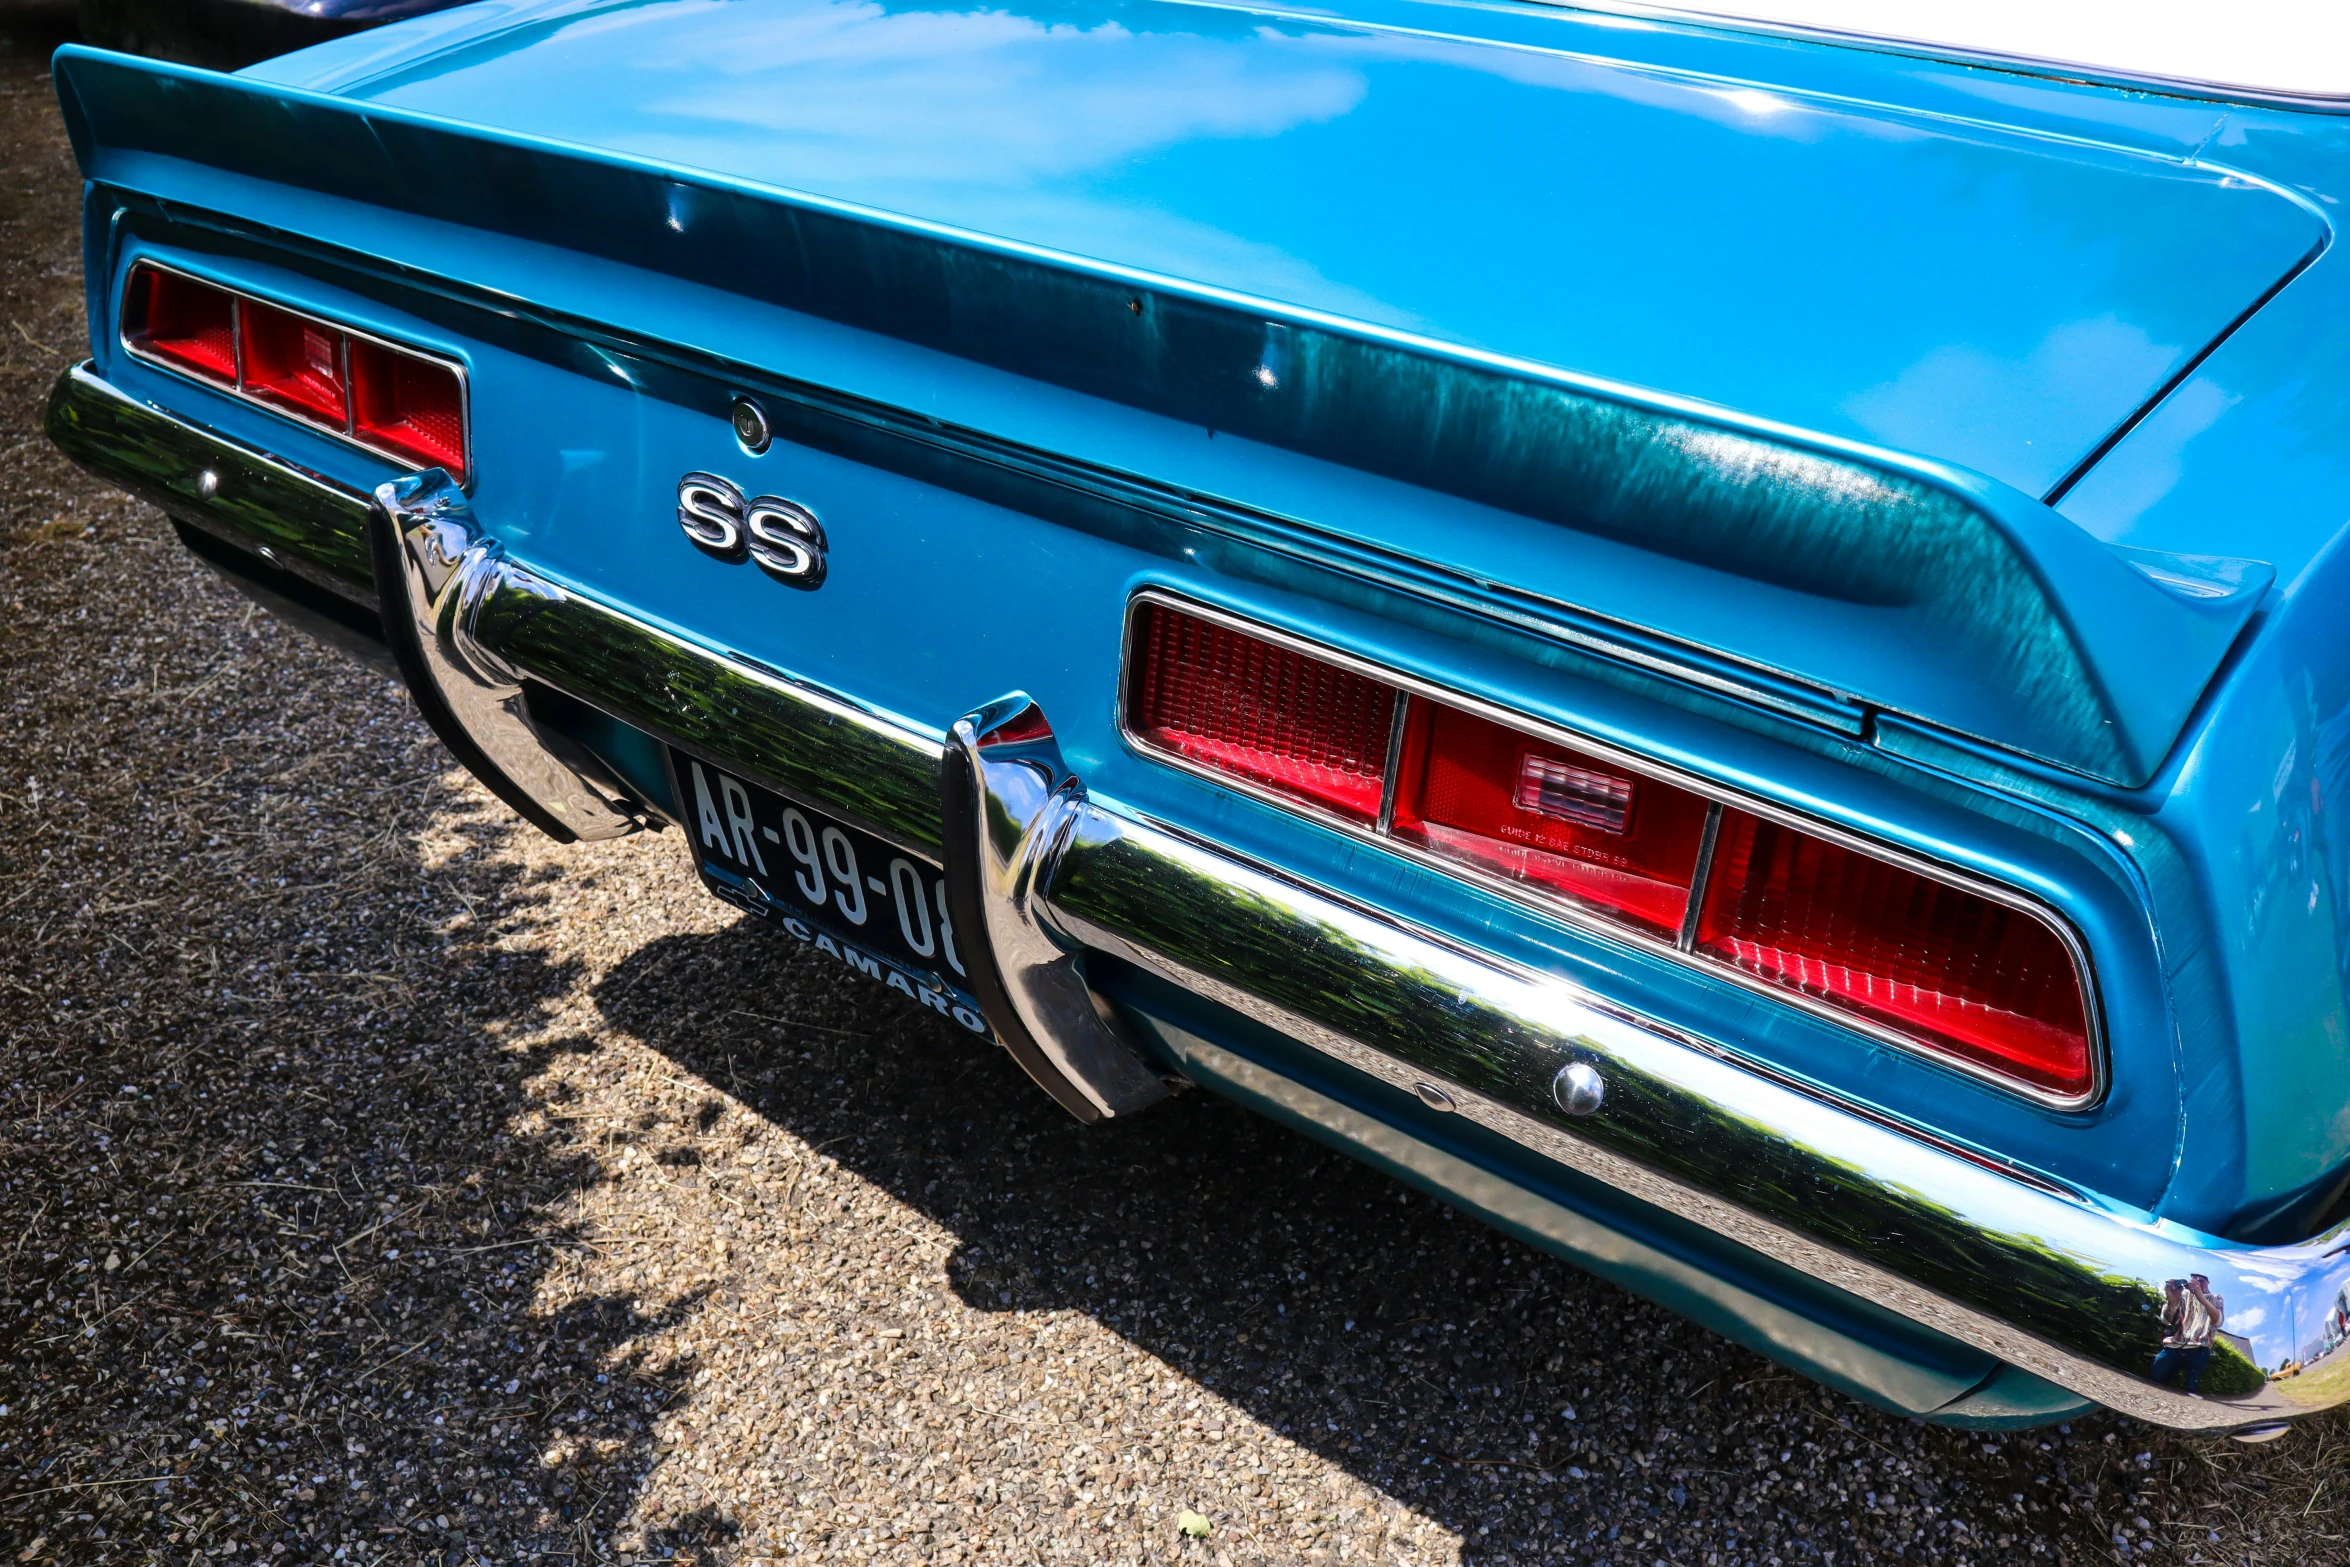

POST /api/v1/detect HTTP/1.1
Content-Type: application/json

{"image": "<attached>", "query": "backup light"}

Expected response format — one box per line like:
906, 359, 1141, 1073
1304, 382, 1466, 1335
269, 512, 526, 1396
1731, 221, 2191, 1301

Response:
1517, 753, 1634, 834
1123, 595, 2098, 1103
240, 299, 347, 426
1390, 700, 1711, 939
121, 261, 470, 484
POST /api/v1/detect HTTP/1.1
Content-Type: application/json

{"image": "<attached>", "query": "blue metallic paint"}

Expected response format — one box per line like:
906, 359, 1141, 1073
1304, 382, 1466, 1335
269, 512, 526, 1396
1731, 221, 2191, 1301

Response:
2045, 103, 2350, 1232
45, 0, 2350, 1403
243, 0, 2317, 502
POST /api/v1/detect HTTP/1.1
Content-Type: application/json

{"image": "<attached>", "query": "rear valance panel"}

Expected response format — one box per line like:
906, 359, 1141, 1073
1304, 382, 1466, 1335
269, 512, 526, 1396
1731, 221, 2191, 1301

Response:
53, 42, 2286, 783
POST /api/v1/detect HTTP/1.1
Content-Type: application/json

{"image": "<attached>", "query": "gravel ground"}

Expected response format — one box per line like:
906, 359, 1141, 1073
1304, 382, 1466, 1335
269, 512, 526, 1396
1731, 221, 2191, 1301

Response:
7, 20, 2350, 1567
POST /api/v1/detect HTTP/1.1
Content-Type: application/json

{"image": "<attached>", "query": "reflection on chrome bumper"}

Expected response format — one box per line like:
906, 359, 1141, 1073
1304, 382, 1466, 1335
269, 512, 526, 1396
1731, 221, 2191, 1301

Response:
46, 361, 374, 602
371, 471, 645, 843
1040, 797, 2350, 1434
53, 359, 2350, 1435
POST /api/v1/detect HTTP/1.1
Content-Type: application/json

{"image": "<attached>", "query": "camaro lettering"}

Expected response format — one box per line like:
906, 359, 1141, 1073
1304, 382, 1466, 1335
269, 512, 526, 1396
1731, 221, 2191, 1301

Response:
752, 899, 983, 1035
678, 470, 827, 589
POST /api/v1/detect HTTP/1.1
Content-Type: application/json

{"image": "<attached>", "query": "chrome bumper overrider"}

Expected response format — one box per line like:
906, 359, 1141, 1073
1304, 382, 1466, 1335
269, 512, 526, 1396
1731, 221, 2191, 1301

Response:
51, 362, 2350, 1435
373, 471, 646, 843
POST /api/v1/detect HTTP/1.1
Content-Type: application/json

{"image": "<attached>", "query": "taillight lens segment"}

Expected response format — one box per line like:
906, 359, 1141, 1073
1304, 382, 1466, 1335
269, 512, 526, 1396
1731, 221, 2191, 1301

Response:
121, 262, 468, 483
125, 265, 238, 385
1125, 598, 2096, 1102
1128, 602, 1396, 823
1695, 811, 2093, 1100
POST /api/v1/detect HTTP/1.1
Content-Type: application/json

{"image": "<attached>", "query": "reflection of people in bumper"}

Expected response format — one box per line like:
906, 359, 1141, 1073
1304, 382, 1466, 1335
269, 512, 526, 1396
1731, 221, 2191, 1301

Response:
2153, 1274, 2226, 1394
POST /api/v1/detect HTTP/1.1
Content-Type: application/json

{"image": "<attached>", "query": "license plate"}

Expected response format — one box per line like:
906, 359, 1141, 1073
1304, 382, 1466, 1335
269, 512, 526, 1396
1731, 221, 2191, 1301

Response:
670, 749, 991, 1038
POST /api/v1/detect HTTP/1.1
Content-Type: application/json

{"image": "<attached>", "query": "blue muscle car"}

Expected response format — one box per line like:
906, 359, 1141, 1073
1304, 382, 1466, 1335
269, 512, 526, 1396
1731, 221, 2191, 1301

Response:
44, 0, 2350, 1437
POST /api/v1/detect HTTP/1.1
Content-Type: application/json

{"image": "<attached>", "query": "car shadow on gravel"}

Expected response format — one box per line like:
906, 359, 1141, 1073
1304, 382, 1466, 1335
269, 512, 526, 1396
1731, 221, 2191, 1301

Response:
0, 703, 725, 1562
592, 916, 2136, 1565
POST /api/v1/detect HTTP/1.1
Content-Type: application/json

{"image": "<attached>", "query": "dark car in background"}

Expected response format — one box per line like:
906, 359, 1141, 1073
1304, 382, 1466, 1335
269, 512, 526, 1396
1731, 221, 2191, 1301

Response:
73, 0, 462, 68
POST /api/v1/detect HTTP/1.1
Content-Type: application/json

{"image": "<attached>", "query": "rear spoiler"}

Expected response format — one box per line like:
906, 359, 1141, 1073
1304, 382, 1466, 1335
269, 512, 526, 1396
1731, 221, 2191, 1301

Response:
52, 45, 2269, 787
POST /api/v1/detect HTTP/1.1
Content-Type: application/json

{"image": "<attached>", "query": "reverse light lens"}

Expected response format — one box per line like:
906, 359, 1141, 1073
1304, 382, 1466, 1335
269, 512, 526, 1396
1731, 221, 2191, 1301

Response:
1391, 701, 1712, 938
1695, 810, 2094, 1099
350, 337, 468, 480
240, 300, 348, 428
125, 264, 237, 384
1128, 602, 1398, 822
1517, 753, 1635, 834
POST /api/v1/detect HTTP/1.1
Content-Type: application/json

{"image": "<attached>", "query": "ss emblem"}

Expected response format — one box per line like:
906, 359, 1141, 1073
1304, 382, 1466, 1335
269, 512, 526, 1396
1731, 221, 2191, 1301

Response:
677, 471, 827, 590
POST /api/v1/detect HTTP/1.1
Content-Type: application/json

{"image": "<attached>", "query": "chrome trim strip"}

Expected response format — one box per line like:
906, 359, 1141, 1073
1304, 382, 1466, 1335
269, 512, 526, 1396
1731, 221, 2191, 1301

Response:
45, 361, 376, 596
120, 256, 474, 487
1375, 691, 1411, 836
1041, 800, 2350, 1434
1116, 587, 2107, 1111
1677, 801, 1724, 952
941, 695, 1171, 1121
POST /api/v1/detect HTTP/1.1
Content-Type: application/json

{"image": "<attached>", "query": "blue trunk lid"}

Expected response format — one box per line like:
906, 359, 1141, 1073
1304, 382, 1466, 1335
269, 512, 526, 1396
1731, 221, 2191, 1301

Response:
251, 0, 2322, 502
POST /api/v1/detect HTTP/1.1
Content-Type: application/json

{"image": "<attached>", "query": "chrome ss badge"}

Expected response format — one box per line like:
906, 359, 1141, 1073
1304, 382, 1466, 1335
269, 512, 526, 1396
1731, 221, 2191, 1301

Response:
677, 471, 827, 590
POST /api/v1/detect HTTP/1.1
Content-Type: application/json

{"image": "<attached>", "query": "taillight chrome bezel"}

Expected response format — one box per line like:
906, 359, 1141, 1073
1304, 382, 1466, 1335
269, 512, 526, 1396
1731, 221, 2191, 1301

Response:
1116, 587, 2106, 1110
119, 257, 473, 485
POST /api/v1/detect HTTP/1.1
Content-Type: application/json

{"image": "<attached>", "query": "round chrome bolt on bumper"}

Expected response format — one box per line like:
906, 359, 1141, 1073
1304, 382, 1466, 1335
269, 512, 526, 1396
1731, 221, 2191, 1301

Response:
1554, 1061, 1606, 1116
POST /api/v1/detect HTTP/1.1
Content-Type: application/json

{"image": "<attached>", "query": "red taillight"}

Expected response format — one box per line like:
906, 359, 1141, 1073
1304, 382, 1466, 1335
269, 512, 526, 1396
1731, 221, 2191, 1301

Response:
125, 264, 237, 385
1127, 602, 1397, 822
1121, 597, 2100, 1102
350, 337, 468, 480
120, 263, 470, 482
1696, 810, 2093, 1099
1390, 701, 1712, 938
240, 300, 348, 428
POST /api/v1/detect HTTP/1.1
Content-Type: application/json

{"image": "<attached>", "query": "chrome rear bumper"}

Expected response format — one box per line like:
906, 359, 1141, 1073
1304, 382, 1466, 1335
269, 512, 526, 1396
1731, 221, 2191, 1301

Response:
51, 360, 2350, 1436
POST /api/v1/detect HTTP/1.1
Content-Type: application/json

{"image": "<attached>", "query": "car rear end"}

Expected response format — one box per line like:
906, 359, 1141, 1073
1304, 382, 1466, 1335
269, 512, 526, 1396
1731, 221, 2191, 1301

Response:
44, 0, 2350, 1436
